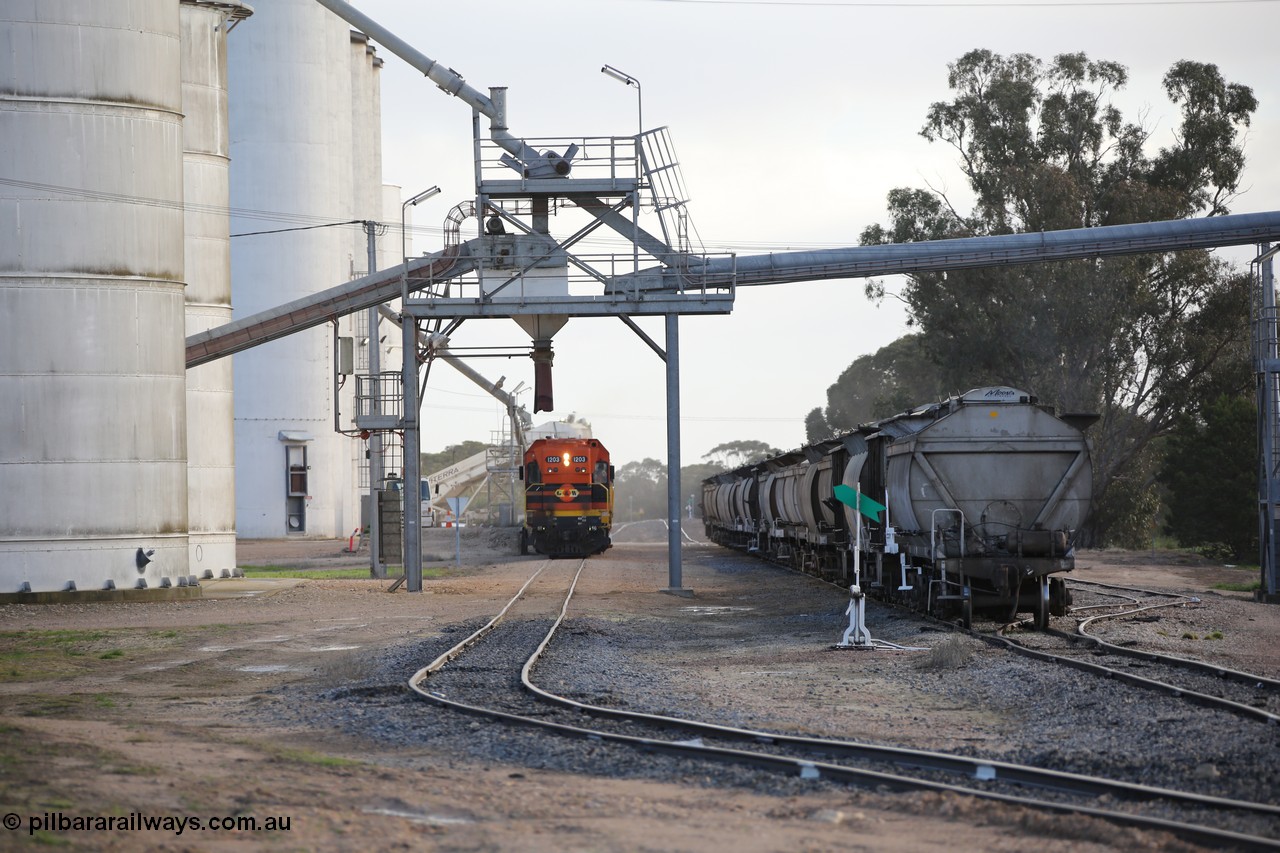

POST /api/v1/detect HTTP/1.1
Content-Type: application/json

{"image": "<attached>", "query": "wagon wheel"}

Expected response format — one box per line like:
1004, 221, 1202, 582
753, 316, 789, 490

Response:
1033, 576, 1051, 631
1049, 577, 1070, 616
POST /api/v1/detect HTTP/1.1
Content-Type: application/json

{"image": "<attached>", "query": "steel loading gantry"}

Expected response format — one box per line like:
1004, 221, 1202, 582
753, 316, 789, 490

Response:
375, 121, 734, 595
344, 6, 735, 593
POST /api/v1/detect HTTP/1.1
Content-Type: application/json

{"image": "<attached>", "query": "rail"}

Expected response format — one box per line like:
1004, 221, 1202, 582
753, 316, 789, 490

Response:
405, 556, 1280, 850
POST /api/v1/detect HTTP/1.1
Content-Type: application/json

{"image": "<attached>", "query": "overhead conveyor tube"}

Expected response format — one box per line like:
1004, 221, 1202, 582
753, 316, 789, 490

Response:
427, 338, 531, 451
433, 351, 521, 417
185, 247, 467, 369
312, 0, 491, 113
310, 0, 542, 171
614, 210, 1280, 292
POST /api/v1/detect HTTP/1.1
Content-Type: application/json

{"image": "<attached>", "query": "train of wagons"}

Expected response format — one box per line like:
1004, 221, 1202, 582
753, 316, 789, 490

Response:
520, 437, 614, 557
701, 387, 1095, 629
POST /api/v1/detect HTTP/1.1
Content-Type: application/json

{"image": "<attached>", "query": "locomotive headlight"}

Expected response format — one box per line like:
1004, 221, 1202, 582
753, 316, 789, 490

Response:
563, 452, 571, 465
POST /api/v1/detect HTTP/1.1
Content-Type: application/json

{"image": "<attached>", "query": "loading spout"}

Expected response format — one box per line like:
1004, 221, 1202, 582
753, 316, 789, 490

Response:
312, 0, 547, 175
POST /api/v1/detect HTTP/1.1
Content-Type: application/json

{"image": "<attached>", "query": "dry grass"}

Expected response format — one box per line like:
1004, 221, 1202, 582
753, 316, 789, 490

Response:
914, 635, 974, 671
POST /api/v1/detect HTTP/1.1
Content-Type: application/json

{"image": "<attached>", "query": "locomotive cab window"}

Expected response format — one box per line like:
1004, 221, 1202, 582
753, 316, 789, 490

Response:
593, 461, 609, 484
526, 462, 541, 484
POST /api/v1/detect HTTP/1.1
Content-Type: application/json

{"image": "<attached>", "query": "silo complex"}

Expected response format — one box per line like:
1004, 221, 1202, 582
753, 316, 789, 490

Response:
181, 0, 252, 578
0, 1, 189, 592
229, 0, 384, 538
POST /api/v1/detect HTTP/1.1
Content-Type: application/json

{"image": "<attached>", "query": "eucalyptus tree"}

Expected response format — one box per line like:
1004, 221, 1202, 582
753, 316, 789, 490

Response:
860, 50, 1256, 544
806, 334, 947, 442
701, 440, 784, 469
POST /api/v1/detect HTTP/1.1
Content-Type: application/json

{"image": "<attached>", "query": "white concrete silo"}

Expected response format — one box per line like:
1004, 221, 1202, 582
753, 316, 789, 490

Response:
228, 0, 361, 538
347, 31, 387, 509
181, 0, 252, 578
0, 0, 189, 592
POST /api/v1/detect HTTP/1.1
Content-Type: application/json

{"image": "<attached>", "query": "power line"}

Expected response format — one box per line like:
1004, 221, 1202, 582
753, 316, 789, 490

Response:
0, 175, 445, 239
232, 220, 362, 238
648, 0, 1275, 6
419, 396, 800, 423
0, 174, 913, 255
588, 411, 801, 423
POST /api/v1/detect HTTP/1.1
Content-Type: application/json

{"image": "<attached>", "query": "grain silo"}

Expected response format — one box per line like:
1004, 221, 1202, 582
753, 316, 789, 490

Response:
181, 0, 252, 579
228, 0, 371, 538
0, 0, 189, 593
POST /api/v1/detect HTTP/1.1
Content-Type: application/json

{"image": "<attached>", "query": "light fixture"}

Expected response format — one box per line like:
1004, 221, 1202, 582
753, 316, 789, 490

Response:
406, 185, 441, 207
401, 185, 443, 271
600, 64, 637, 88
601, 64, 642, 140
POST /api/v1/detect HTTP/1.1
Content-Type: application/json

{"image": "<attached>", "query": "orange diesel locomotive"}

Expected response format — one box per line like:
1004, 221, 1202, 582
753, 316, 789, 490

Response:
520, 438, 613, 557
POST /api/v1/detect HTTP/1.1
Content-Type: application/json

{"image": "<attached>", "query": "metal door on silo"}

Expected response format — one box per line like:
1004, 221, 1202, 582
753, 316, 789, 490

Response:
286, 445, 307, 534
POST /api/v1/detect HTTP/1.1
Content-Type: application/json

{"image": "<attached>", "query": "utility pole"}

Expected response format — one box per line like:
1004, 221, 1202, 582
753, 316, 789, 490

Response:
363, 221, 385, 578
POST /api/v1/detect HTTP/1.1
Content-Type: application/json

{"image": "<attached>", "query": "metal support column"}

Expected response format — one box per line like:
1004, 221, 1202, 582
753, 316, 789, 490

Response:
1256, 243, 1280, 601
664, 313, 691, 595
397, 186, 439, 592
364, 222, 384, 578
403, 280, 423, 592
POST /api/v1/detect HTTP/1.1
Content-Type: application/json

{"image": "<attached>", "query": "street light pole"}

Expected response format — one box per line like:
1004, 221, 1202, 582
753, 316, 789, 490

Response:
400, 186, 441, 592
602, 63, 687, 595
602, 64, 644, 281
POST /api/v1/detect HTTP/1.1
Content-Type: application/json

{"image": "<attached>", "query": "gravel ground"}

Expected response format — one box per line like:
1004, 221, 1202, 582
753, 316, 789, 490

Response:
3, 526, 1277, 851
237, 533, 1280, 845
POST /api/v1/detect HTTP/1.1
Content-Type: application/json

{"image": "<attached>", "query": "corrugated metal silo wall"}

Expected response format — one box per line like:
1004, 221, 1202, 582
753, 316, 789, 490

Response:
0, 0, 189, 593
181, 0, 250, 578
228, 0, 358, 538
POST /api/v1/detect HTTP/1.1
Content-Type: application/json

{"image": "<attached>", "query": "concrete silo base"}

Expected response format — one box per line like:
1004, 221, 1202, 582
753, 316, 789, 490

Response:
0, 586, 204, 605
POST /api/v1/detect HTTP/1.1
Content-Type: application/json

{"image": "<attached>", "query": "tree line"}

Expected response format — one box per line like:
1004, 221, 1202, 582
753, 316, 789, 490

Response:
612, 441, 783, 523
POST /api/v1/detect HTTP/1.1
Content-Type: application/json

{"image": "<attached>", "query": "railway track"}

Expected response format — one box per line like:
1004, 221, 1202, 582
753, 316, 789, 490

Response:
407, 557, 1280, 851
974, 579, 1280, 725
785, 550, 1280, 728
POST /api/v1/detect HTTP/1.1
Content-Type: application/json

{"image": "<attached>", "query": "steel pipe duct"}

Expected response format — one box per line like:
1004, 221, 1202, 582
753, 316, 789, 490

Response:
615, 210, 1280, 292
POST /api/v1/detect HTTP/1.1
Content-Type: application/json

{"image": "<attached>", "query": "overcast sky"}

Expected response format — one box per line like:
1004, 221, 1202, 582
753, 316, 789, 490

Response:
348, 0, 1280, 469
